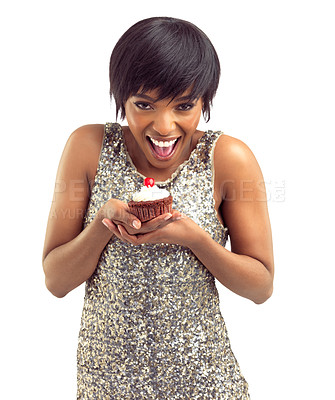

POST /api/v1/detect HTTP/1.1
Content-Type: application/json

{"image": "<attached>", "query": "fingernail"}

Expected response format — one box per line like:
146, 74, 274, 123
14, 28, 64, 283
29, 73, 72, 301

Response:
132, 220, 141, 229
164, 213, 172, 221
102, 219, 110, 229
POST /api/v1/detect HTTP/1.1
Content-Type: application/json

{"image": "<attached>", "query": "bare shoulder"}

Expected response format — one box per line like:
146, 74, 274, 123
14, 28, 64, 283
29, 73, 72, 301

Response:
214, 133, 259, 170
67, 123, 105, 152
65, 124, 105, 183
213, 133, 264, 198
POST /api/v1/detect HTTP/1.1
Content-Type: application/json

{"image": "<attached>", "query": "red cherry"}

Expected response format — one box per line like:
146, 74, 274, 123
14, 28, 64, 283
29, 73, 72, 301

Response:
144, 177, 155, 187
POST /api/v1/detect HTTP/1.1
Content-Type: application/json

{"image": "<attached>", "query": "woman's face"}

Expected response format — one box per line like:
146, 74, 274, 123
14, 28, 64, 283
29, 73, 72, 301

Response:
124, 88, 203, 171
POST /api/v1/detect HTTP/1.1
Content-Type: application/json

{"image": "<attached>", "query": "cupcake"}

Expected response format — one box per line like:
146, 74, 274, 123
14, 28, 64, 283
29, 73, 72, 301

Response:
128, 178, 173, 222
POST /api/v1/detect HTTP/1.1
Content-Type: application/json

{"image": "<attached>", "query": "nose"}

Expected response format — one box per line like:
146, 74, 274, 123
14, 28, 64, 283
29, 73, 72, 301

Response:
152, 111, 176, 136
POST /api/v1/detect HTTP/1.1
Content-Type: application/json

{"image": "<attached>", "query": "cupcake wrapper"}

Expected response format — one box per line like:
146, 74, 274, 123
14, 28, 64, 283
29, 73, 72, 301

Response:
128, 196, 173, 222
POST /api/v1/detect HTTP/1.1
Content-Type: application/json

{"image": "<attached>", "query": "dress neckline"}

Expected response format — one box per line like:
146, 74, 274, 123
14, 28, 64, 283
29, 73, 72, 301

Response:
119, 124, 210, 186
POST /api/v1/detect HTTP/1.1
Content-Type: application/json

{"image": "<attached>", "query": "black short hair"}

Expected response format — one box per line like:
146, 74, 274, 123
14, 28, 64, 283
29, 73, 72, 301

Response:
109, 17, 220, 122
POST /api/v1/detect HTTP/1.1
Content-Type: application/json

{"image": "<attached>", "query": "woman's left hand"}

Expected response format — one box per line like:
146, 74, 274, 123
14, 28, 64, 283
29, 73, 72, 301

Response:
112, 212, 201, 247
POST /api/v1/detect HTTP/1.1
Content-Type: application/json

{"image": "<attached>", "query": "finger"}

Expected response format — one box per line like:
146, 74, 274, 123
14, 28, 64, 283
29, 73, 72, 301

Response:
140, 213, 172, 230
119, 213, 172, 235
102, 218, 117, 232
103, 200, 142, 230
147, 211, 182, 226
110, 204, 142, 230
117, 224, 141, 245
123, 211, 179, 235
116, 225, 133, 244
101, 219, 126, 242
170, 210, 183, 220
130, 218, 142, 229
115, 213, 142, 230
133, 230, 162, 245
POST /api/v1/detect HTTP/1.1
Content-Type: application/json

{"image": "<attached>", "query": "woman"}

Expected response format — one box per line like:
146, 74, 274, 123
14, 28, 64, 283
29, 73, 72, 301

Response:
43, 17, 274, 399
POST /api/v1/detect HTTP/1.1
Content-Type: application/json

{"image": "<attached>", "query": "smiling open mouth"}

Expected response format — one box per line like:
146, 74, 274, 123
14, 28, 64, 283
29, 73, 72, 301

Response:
147, 136, 180, 159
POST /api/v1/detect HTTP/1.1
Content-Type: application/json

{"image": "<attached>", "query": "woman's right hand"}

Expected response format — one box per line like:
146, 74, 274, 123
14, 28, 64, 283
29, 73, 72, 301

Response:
98, 199, 143, 231
99, 199, 181, 237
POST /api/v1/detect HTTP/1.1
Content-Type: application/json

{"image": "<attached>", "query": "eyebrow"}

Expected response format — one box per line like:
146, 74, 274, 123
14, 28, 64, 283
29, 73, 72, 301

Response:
133, 93, 195, 103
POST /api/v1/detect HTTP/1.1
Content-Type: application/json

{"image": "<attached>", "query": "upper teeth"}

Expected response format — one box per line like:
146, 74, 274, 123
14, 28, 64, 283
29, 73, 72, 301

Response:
150, 137, 178, 148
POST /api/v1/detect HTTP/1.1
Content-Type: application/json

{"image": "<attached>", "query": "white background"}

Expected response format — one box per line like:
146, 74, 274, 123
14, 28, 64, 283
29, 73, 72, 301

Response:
1, 0, 334, 399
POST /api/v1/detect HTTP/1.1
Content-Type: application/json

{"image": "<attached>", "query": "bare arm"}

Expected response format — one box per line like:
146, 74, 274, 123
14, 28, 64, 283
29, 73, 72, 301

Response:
42, 124, 110, 297
187, 225, 273, 304
215, 135, 274, 302
43, 213, 114, 298
42, 125, 175, 298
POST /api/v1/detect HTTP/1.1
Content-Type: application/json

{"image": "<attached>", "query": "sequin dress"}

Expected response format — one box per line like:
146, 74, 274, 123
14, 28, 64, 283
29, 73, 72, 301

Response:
77, 123, 250, 399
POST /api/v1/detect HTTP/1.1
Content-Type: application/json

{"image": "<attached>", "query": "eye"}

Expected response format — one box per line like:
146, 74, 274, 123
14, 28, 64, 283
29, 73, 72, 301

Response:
176, 103, 195, 111
134, 102, 152, 110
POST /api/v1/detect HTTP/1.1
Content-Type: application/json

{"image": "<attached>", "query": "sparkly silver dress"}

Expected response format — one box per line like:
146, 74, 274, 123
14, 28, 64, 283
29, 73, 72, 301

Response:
77, 123, 250, 399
